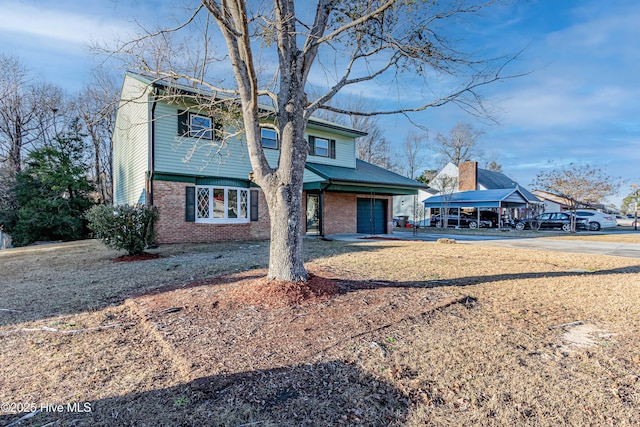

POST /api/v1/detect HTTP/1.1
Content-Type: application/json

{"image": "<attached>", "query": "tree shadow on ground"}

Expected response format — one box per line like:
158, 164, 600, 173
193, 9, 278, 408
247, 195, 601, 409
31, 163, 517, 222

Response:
1, 237, 638, 328
332, 265, 640, 292
0, 239, 392, 327
0, 361, 409, 427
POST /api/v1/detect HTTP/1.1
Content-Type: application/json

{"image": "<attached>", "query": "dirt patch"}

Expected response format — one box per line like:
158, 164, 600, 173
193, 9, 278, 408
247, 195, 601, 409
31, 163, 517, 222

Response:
556, 322, 614, 354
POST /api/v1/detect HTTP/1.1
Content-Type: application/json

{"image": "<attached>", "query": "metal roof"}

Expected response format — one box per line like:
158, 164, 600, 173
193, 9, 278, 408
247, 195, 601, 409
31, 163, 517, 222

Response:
422, 188, 532, 208
304, 160, 426, 195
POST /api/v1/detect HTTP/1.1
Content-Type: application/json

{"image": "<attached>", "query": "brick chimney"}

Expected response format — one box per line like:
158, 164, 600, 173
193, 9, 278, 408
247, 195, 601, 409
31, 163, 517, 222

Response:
458, 161, 478, 191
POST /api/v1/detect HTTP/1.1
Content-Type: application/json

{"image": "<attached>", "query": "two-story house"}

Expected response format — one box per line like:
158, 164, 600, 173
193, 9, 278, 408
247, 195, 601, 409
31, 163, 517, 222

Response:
113, 72, 424, 243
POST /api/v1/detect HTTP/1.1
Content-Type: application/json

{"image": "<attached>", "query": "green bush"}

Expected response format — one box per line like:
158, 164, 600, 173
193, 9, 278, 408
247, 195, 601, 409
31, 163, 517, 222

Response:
87, 204, 159, 255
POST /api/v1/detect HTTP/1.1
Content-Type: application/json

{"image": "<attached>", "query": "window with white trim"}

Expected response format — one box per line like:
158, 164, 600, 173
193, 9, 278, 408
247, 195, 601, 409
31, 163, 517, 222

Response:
178, 110, 221, 141
196, 186, 249, 223
308, 135, 336, 158
261, 127, 278, 149
314, 137, 329, 157
190, 114, 213, 139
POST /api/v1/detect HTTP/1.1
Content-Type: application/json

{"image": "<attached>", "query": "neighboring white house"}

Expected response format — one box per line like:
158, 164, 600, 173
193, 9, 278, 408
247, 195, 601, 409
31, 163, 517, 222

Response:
531, 190, 615, 214
393, 189, 436, 225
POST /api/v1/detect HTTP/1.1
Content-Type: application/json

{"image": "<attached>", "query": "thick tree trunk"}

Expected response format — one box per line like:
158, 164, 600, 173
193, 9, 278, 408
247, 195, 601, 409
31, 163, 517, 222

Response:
265, 180, 307, 282
262, 100, 309, 282
208, 0, 313, 282
239, 91, 309, 281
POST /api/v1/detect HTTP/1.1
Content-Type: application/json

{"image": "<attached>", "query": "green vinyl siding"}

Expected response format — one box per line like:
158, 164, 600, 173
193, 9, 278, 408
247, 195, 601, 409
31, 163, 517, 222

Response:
153, 102, 356, 177
305, 128, 355, 168
153, 102, 254, 179
113, 76, 151, 205
303, 169, 325, 184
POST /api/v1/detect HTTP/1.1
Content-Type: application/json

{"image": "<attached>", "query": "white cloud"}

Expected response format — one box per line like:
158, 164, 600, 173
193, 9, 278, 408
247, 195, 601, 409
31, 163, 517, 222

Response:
0, 2, 135, 47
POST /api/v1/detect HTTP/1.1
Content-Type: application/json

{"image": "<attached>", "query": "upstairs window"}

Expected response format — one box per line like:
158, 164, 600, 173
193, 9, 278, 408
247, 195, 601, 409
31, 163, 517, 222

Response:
178, 110, 222, 141
261, 127, 278, 149
190, 114, 212, 139
308, 135, 336, 159
314, 137, 329, 157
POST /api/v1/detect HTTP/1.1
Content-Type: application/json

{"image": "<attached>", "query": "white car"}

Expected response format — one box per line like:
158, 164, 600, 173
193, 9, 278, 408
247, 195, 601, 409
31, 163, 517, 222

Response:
617, 214, 638, 227
575, 210, 618, 231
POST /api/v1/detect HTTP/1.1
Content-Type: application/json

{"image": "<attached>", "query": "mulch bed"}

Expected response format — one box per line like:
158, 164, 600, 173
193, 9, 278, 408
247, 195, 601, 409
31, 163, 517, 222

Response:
228, 273, 340, 308
113, 252, 162, 262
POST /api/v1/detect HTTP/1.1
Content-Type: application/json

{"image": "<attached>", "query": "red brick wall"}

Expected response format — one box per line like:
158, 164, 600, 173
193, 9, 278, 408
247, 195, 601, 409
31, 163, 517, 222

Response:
302, 192, 393, 235
458, 161, 478, 191
154, 181, 396, 242
384, 195, 393, 234
323, 192, 357, 235
152, 180, 270, 244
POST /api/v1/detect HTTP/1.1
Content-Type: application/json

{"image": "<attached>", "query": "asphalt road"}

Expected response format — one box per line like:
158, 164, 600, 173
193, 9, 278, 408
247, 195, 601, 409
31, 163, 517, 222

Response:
458, 236, 640, 259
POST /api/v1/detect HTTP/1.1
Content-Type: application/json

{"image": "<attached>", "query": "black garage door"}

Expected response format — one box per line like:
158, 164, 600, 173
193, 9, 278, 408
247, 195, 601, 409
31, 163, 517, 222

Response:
357, 198, 386, 234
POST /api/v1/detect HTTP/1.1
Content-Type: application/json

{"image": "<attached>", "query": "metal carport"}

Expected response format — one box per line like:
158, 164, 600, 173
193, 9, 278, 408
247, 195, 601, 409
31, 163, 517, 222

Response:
422, 188, 532, 228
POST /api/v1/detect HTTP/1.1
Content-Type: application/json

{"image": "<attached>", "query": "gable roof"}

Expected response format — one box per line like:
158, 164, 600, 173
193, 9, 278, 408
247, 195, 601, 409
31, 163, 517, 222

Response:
476, 168, 540, 203
477, 168, 517, 189
124, 71, 367, 138
304, 159, 426, 195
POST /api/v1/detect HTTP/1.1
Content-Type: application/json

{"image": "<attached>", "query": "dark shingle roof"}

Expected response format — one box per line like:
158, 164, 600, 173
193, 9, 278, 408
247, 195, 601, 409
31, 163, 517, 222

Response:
477, 169, 539, 203
126, 71, 366, 138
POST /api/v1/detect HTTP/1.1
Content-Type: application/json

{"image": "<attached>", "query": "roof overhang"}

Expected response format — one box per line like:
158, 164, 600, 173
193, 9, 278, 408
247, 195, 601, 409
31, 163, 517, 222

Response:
304, 180, 419, 195
303, 160, 425, 196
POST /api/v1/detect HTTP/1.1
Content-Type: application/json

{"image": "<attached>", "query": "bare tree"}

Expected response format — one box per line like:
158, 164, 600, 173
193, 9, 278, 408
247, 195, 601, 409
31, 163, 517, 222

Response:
534, 163, 618, 232
353, 116, 395, 170
0, 54, 66, 173
76, 69, 119, 204
432, 123, 484, 166
430, 174, 458, 228
400, 129, 428, 179
0, 54, 68, 231
114, 0, 522, 282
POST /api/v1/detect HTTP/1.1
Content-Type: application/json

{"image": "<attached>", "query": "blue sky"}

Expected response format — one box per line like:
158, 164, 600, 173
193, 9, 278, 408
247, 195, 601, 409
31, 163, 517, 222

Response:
1, 0, 638, 208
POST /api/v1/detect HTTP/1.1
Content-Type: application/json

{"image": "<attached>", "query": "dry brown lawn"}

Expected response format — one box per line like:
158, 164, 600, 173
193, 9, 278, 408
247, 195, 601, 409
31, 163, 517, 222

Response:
1, 237, 639, 426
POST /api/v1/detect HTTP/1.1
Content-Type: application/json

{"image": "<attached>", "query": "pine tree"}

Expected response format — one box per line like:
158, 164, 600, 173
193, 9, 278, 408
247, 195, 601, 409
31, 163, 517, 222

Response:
12, 120, 95, 246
